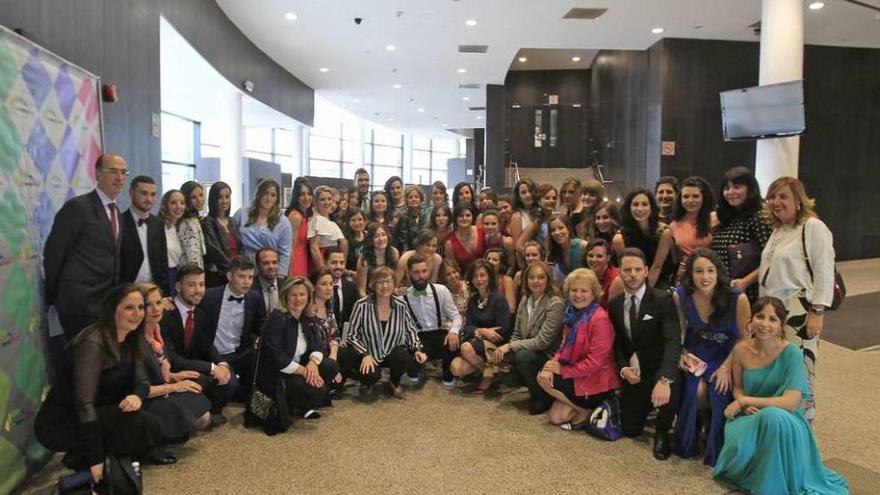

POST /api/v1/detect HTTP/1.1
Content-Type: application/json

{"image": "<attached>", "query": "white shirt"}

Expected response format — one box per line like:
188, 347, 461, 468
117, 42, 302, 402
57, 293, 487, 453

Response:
308, 214, 344, 248
405, 283, 462, 334
165, 224, 182, 268
623, 284, 647, 336
95, 188, 117, 223
280, 320, 324, 374
174, 297, 194, 327
759, 217, 835, 306
214, 286, 245, 355
130, 210, 153, 283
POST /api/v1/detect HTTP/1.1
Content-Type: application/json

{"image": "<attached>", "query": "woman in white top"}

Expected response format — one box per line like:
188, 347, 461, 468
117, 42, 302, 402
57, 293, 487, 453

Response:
178, 181, 206, 269
758, 177, 835, 421
159, 190, 186, 296
510, 179, 540, 251
309, 185, 348, 269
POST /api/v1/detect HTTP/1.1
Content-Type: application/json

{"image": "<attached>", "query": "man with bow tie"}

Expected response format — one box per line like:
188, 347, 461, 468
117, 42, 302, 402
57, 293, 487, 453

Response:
608, 248, 682, 461
402, 254, 462, 388
199, 255, 266, 420
120, 175, 169, 293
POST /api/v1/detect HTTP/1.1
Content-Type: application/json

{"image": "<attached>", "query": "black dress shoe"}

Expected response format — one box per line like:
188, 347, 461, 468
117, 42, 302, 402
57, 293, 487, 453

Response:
653, 433, 671, 460
528, 400, 552, 416
147, 452, 178, 466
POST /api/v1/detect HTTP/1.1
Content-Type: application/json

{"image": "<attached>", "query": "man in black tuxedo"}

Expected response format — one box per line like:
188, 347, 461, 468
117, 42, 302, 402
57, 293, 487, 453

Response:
160, 264, 236, 425
44, 154, 127, 340
199, 255, 265, 406
325, 247, 357, 329
250, 248, 286, 313
119, 175, 169, 292
608, 247, 682, 460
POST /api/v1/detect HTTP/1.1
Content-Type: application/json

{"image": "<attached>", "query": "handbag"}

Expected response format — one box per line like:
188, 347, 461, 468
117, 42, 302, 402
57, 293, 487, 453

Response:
727, 241, 761, 279
801, 223, 846, 311
678, 350, 708, 377
102, 454, 142, 495
247, 340, 277, 423
585, 396, 623, 441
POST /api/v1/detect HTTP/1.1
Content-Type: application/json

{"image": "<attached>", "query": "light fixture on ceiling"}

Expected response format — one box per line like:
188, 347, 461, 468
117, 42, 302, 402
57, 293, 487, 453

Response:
476, 115, 483, 120
457, 68, 467, 73
319, 67, 330, 72
462, 96, 470, 101
393, 83, 402, 89
388, 117, 395, 122
571, 56, 581, 62
386, 44, 397, 51
652, 27, 665, 34
518, 56, 527, 63
352, 98, 360, 103
808, 2, 824, 10
443, 123, 449, 127
417, 108, 425, 112
465, 19, 477, 27
285, 12, 298, 21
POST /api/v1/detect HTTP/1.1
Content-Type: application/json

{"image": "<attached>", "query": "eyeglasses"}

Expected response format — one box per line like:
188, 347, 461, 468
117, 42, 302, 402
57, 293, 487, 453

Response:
102, 168, 130, 177
374, 279, 394, 287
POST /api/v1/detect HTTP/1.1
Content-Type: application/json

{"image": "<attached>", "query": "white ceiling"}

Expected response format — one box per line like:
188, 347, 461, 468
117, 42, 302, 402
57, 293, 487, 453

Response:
214, 0, 880, 136
509, 49, 599, 71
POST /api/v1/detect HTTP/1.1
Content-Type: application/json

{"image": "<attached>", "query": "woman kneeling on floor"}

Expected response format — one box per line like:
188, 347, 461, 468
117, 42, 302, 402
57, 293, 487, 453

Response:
537, 268, 620, 430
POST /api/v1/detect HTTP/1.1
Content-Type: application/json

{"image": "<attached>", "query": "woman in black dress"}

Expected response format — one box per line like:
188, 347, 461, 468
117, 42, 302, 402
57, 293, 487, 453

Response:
34, 284, 165, 482
612, 188, 676, 289
202, 181, 240, 287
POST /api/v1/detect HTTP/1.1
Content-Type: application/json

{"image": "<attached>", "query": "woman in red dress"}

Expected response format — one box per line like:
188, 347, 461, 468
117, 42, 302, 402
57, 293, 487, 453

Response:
445, 202, 486, 275
285, 178, 313, 277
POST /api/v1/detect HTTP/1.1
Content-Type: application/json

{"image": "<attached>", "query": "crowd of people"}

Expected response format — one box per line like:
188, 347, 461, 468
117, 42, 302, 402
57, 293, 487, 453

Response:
36, 154, 849, 494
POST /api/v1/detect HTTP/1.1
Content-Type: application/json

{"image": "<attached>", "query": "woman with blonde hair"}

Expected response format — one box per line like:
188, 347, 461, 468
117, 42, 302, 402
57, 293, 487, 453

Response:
758, 177, 836, 421
159, 189, 186, 296
234, 179, 293, 274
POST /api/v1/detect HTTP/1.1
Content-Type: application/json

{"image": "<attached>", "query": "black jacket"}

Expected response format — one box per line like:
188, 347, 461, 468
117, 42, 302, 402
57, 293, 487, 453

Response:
198, 285, 266, 356
255, 310, 327, 396
250, 275, 288, 313
202, 216, 240, 278
159, 305, 216, 374
608, 286, 682, 380
333, 277, 359, 328
119, 209, 169, 292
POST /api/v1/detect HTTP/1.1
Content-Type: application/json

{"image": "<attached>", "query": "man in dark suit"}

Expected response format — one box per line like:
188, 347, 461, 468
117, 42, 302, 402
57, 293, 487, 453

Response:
608, 248, 682, 461
250, 248, 286, 313
119, 175, 169, 292
160, 264, 236, 425
200, 255, 265, 406
325, 247, 357, 329
44, 154, 127, 340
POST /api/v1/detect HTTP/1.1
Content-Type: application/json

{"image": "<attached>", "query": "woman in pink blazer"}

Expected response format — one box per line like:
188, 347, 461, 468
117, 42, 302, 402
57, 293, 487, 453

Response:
538, 268, 621, 430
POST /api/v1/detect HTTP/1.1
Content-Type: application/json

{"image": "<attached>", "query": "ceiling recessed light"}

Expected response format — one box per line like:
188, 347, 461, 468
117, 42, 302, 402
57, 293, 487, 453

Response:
352, 98, 360, 103
319, 67, 329, 72
457, 68, 467, 74
386, 44, 397, 51
393, 83, 402, 89
462, 96, 470, 101
417, 108, 425, 113
808, 2, 824, 10
388, 118, 395, 122
571, 56, 581, 62
442, 123, 449, 127
651, 27, 665, 34
285, 12, 298, 21
465, 19, 477, 27
476, 115, 483, 120
518, 56, 527, 63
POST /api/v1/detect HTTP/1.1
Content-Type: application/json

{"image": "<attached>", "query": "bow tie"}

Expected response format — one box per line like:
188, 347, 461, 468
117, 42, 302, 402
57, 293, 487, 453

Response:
412, 289, 428, 297
228, 295, 244, 303
137, 218, 147, 226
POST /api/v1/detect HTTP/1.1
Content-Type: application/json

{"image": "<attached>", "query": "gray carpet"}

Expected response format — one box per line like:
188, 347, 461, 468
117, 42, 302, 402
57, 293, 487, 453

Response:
822, 291, 880, 350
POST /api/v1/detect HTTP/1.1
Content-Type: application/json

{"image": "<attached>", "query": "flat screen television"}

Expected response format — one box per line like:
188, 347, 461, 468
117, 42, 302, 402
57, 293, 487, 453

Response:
720, 80, 805, 141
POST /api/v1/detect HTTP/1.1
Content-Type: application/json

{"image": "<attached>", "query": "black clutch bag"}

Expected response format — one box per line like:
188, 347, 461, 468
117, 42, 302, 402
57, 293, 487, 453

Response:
727, 241, 761, 279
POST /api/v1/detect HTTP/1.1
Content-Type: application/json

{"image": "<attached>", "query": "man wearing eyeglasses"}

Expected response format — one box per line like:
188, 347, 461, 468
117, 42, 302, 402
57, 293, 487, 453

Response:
44, 154, 130, 341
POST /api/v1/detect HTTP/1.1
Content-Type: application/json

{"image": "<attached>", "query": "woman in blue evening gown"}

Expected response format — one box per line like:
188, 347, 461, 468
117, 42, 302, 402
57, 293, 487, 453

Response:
713, 297, 849, 495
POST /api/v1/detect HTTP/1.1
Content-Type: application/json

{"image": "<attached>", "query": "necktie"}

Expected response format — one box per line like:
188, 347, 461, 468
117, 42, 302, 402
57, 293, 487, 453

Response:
183, 309, 194, 350
108, 203, 119, 243
267, 283, 279, 311
137, 217, 146, 227
628, 295, 638, 340
413, 289, 428, 297
228, 295, 244, 303
333, 283, 341, 315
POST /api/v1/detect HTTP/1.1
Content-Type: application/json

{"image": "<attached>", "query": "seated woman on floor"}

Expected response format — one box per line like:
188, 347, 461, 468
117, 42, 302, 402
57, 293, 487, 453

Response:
537, 269, 620, 430
338, 267, 427, 399
450, 259, 512, 394
35, 284, 165, 483
713, 297, 849, 495
252, 277, 338, 435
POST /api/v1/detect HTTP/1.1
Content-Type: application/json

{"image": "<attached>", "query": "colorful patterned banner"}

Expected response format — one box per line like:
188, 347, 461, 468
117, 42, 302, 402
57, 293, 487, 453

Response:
0, 25, 103, 494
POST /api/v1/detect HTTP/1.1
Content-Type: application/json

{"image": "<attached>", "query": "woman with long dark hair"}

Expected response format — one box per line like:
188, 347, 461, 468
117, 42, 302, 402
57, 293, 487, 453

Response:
178, 181, 207, 269
356, 222, 400, 297
343, 208, 367, 272
234, 179, 292, 274
710, 167, 773, 302
584, 239, 622, 309
202, 182, 240, 287
546, 213, 587, 277
670, 176, 717, 281
672, 249, 750, 466
510, 178, 540, 250
393, 184, 425, 252
422, 180, 449, 226
452, 181, 478, 218
429, 203, 454, 258
384, 176, 406, 216
445, 202, 486, 275
589, 201, 622, 247
612, 188, 676, 288
35, 284, 165, 482
573, 179, 606, 239
284, 177, 314, 277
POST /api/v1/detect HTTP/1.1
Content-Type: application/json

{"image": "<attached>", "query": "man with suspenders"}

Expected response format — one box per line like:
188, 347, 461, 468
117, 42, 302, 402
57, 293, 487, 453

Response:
402, 254, 462, 387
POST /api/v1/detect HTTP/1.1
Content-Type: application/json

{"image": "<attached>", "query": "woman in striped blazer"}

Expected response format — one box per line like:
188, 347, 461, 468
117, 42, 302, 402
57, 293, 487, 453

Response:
337, 266, 427, 399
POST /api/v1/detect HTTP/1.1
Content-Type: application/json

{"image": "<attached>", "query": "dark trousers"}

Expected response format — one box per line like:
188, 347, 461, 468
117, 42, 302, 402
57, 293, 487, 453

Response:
407, 330, 453, 382
512, 348, 552, 406
620, 369, 681, 437
219, 351, 256, 401
58, 311, 98, 341
338, 345, 414, 388
195, 369, 240, 414
281, 359, 339, 411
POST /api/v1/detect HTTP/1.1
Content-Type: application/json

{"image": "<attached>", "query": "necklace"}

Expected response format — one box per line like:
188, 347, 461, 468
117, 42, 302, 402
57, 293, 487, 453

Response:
476, 293, 489, 310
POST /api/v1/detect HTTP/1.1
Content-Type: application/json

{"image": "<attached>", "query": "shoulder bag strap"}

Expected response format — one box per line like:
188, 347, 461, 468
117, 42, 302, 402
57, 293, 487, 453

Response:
802, 222, 814, 283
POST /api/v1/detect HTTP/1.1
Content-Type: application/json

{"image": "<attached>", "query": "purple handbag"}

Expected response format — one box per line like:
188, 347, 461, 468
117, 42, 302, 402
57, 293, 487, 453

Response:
727, 241, 761, 279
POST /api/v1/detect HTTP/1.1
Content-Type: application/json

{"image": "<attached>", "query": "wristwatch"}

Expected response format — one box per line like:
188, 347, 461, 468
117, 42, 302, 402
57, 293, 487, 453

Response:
810, 305, 826, 316
658, 376, 674, 386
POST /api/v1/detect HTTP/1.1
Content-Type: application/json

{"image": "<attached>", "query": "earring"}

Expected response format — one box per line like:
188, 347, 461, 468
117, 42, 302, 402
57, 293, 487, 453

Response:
796, 203, 801, 211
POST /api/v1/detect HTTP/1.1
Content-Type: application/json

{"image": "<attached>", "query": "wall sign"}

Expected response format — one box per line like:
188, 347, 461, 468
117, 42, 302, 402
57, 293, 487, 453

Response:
662, 141, 676, 156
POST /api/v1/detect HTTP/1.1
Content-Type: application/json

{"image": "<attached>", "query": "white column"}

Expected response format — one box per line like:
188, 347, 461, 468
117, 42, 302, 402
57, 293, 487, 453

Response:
222, 92, 244, 211
290, 123, 304, 177
755, 0, 804, 192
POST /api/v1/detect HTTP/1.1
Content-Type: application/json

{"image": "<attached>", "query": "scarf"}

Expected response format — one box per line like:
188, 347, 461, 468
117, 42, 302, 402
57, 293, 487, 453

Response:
144, 322, 165, 355
559, 301, 601, 362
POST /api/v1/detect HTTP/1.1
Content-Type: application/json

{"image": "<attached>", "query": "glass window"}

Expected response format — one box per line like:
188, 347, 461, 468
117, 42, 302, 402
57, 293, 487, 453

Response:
431, 169, 448, 185
201, 144, 221, 159
411, 168, 432, 185
161, 162, 194, 194
161, 113, 194, 164
309, 159, 341, 178
412, 136, 431, 150
200, 120, 223, 147
245, 127, 273, 153
434, 139, 456, 154
373, 145, 401, 167
432, 152, 450, 171
342, 140, 359, 164
371, 126, 402, 147
412, 149, 431, 169
342, 163, 362, 182
371, 165, 400, 189
310, 135, 341, 162
275, 128, 294, 155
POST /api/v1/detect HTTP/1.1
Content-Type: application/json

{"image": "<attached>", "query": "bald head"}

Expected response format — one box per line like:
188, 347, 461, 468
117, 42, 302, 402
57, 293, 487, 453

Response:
95, 153, 129, 199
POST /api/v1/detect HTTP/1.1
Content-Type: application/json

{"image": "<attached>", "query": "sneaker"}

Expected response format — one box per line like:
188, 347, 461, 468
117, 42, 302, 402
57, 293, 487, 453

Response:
442, 379, 461, 389
405, 374, 420, 386
301, 409, 322, 420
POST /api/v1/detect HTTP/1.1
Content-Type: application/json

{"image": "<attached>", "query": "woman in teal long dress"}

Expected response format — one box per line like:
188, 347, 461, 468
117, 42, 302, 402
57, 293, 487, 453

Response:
713, 297, 848, 495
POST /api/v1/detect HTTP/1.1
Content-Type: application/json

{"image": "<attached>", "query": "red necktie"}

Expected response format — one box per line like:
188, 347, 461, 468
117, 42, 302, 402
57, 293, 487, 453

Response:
183, 309, 194, 351
108, 203, 119, 243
